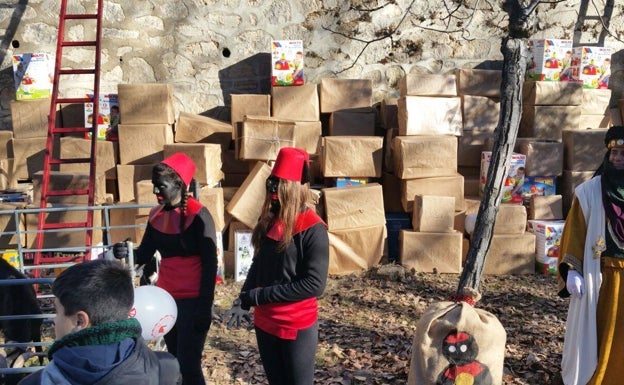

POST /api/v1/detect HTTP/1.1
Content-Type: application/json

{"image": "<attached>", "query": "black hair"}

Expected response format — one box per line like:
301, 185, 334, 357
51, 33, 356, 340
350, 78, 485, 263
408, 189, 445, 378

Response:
153, 162, 189, 247
52, 260, 133, 325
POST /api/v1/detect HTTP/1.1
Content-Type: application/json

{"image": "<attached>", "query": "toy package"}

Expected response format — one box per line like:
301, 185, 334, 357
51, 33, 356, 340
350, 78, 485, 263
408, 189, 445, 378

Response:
480, 151, 526, 203
84, 93, 119, 140
527, 220, 565, 275
271, 40, 304, 86
527, 39, 574, 82
568, 46, 612, 89
12, 53, 54, 100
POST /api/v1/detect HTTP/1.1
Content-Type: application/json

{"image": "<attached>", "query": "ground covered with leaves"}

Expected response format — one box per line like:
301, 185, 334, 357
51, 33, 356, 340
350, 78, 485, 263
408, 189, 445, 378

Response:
206, 266, 567, 385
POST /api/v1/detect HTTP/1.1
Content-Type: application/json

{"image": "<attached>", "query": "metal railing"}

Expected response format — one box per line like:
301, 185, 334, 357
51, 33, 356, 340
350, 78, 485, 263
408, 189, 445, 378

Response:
0, 203, 149, 376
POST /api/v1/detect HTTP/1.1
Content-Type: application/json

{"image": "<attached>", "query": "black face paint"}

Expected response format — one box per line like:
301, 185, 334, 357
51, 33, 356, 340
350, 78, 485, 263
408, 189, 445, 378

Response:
266, 175, 280, 213
152, 174, 182, 207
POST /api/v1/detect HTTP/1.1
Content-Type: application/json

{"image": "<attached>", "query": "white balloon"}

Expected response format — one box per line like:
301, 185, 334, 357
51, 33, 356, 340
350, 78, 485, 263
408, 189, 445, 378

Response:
130, 286, 177, 341
465, 213, 477, 235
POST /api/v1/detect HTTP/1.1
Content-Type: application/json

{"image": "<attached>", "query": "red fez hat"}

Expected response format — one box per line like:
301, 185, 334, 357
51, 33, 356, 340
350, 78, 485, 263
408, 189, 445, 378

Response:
160, 153, 196, 188
271, 147, 309, 183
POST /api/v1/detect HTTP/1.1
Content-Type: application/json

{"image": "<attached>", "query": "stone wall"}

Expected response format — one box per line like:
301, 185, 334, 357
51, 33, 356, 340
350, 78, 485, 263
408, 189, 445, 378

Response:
1, 0, 624, 130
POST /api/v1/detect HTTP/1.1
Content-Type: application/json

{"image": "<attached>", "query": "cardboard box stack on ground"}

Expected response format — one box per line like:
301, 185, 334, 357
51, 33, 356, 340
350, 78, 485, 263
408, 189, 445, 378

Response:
560, 129, 608, 215
520, 81, 583, 141
323, 183, 387, 275
113, 83, 176, 242
455, 69, 502, 198
400, 195, 463, 273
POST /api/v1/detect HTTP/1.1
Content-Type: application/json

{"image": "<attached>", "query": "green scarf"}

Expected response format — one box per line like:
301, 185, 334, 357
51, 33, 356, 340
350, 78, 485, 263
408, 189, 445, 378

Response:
48, 318, 142, 358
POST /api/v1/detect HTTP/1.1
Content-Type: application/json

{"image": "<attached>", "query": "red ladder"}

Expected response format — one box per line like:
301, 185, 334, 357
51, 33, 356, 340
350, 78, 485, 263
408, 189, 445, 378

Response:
33, 0, 104, 271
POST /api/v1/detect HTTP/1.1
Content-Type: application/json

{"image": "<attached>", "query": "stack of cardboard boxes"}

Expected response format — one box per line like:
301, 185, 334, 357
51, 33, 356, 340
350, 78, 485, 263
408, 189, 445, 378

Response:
317, 79, 386, 274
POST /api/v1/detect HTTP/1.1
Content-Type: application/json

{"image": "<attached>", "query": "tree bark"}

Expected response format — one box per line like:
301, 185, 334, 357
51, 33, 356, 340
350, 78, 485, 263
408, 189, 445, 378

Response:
457, 36, 531, 294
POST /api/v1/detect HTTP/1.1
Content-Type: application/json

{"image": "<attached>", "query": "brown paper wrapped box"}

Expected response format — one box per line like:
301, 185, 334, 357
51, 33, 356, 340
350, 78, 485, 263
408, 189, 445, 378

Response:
514, 139, 563, 176
328, 224, 386, 275
462, 95, 500, 131
412, 195, 455, 233
562, 129, 607, 171
32, 171, 107, 205
328, 111, 375, 136
116, 164, 154, 203
59, 137, 118, 179
225, 161, 271, 229
271, 84, 319, 122
0, 202, 26, 248
319, 78, 373, 113
455, 69, 502, 97
198, 186, 225, 232
174, 111, 232, 149
463, 175, 480, 197
483, 233, 536, 274
522, 81, 583, 106
399, 73, 457, 97
321, 136, 383, 178
381, 98, 399, 130
10, 137, 47, 181
520, 106, 580, 141
493, 203, 527, 234
322, 183, 385, 231
25, 204, 103, 249
240, 116, 296, 161
560, 170, 595, 216
230, 94, 271, 140
118, 124, 174, 165
135, 180, 157, 215
0, 131, 13, 160
401, 175, 465, 212
399, 230, 463, 273
0, 159, 17, 191
529, 195, 563, 220
108, 204, 145, 244
164, 143, 223, 185
59, 103, 85, 129
578, 114, 611, 129
393, 135, 457, 179
227, 220, 251, 252
581, 88, 611, 114
398, 96, 462, 136
382, 173, 404, 213
9, 99, 50, 139
292, 121, 322, 154
117, 83, 175, 125
457, 131, 493, 168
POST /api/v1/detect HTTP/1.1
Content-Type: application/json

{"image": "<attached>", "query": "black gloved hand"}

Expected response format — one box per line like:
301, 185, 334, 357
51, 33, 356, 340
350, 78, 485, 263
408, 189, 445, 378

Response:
239, 287, 263, 310
223, 299, 253, 330
194, 304, 213, 331
112, 242, 129, 260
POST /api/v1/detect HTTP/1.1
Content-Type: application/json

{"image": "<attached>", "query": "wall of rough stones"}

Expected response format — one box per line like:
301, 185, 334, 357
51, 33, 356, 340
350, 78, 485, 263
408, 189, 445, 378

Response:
1, 0, 624, 130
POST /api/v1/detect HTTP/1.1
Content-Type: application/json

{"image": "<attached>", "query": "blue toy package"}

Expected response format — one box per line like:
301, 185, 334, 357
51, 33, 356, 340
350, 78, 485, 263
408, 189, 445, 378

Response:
518, 176, 557, 204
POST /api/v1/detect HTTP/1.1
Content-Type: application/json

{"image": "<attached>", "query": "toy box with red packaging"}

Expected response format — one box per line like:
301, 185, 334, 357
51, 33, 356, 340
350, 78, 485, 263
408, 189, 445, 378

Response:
527, 219, 565, 275
568, 46, 612, 89
527, 39, 574, 82
520, 176, 557, 204
271, 40, 304, 86
480, 151, 526, 203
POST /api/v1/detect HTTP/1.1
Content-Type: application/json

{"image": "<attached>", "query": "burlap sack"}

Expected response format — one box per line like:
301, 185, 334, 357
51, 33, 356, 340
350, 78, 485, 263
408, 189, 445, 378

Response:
408, 292, 506, 385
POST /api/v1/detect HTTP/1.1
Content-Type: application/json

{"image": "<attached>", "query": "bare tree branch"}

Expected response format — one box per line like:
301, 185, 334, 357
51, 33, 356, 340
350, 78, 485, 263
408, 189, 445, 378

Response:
322, 0, 418, 73
590, 0, 624, 43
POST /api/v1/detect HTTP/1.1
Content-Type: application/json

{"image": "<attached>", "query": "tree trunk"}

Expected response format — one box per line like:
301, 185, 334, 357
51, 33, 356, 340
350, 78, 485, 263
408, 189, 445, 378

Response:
457, 36, 531, 294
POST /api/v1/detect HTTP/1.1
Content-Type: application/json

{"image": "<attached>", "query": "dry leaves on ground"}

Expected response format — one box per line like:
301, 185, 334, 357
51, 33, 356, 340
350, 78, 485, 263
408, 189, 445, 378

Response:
206, 266, 567, 385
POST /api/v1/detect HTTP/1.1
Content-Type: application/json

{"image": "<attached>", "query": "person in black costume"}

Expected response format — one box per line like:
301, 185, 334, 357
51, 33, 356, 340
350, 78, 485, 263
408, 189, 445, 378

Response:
113, 152, 218, 385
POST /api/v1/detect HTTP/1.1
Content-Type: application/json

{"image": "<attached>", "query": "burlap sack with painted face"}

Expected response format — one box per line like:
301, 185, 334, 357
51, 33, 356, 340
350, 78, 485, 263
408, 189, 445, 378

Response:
407, 300, 506, 385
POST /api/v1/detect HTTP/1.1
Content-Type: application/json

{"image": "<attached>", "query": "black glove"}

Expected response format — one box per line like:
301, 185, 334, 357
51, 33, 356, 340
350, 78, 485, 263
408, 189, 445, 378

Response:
239, 287, 263, 310
223, 299, 253, 330
112, 242, 129, 260
193, 304, 213, 331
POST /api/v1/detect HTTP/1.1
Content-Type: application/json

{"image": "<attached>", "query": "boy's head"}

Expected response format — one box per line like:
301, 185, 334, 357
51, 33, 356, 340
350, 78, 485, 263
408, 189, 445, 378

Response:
52, 260, 134, 339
